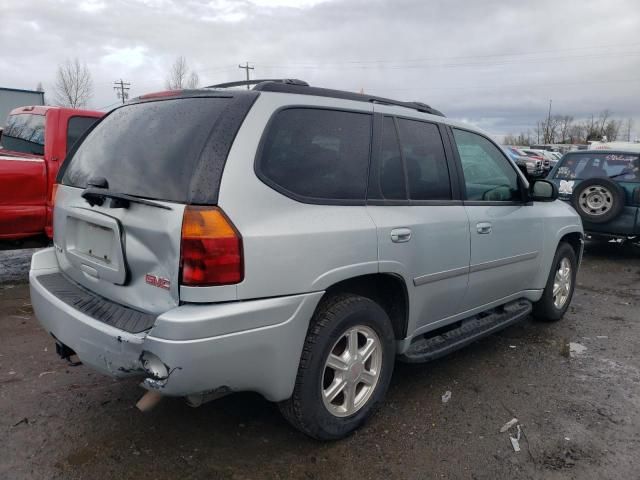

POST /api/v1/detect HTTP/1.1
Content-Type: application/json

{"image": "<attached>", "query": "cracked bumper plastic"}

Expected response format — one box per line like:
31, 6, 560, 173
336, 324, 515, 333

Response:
30, 248, 324, 401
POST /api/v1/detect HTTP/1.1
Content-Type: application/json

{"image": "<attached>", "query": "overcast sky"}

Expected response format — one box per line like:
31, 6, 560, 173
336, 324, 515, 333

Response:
1, 0, 639, 138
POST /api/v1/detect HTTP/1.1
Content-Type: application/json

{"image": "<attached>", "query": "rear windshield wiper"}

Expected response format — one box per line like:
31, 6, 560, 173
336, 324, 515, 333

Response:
82, 186, 172, 210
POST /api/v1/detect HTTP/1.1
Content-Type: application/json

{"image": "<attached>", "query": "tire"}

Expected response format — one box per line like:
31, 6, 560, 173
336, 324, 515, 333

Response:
279, 293, 396, 440
532, 242, 577, 322
571, 178, 625, 224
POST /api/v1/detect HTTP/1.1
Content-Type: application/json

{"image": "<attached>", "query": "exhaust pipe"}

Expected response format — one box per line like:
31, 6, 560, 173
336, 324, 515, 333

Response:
136, 390, 163, 412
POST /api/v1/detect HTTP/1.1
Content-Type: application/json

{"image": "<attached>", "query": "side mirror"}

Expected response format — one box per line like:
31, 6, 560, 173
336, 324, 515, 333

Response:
531, 180, 558, 202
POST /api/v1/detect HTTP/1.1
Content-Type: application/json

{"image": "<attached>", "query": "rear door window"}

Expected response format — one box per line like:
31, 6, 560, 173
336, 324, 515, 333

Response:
66, 116, 99, 153
258, 108, 372, 203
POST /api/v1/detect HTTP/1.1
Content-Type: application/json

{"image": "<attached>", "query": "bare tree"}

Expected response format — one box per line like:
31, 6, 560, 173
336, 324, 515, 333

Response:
623, 118, 634, 141
187, 71, 199, 89
54, 58, 93, 108
557, 115, 573, 143
597, 110, 611, 138
534, 121, 543, 144
603, 119, 621, 141
582, 114, 600, 141
503, 134, 517, 145
165, 56, 200, 90
516, 131, 533, 146
538, 115, 562, 143
35, 81, 47, 105
569, 124, 585, 143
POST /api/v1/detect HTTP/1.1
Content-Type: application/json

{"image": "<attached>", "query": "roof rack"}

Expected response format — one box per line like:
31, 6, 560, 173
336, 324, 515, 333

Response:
206, 79, 444, 117
206, 79, 309, 89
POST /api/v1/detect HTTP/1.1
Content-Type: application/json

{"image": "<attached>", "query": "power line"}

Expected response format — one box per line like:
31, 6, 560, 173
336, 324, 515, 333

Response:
382, 77, 640, 93
254, 42, 640, 66
255, 51, 640, 70
113, 79, 131, 104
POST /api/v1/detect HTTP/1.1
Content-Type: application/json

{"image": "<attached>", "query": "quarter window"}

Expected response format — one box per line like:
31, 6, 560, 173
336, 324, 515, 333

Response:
259, 108, 372, 202
453, 129, 520, 201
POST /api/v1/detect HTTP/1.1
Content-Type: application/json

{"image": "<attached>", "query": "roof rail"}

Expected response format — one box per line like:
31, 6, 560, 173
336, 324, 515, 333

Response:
206, 79, 444, 117
206, 79, 309, 89
252, 81, 445, 117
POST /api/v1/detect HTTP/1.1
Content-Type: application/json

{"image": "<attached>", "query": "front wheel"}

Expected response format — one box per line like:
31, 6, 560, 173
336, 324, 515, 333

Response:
279, 294, 396, 440
532, 242, 577, 321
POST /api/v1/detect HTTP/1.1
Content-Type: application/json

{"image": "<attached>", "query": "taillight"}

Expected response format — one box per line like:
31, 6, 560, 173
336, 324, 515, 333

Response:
180, 206, 243, 286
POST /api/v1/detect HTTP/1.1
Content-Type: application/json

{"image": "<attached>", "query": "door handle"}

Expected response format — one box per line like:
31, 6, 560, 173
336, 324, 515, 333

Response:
391, 228, 412, 243
476, 222, 492, 234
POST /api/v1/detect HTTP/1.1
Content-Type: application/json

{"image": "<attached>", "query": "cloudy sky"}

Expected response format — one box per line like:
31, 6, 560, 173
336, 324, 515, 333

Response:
1, 0, 639, 137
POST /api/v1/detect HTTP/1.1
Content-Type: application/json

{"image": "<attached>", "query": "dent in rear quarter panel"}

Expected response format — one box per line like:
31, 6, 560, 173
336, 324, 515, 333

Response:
216, 94, 379, 301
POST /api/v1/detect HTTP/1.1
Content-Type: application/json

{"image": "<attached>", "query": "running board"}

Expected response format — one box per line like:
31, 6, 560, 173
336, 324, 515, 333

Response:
400, 299, 532, 363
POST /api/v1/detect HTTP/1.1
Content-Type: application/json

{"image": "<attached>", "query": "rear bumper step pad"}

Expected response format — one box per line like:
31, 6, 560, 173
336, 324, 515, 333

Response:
37, 273, 156, 333
401, 299, 532, 363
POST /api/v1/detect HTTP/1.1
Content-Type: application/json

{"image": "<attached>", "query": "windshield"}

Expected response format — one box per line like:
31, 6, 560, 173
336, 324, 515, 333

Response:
555, 152, 640, 182
1, 113, 46, 155
61, 97, 235, 203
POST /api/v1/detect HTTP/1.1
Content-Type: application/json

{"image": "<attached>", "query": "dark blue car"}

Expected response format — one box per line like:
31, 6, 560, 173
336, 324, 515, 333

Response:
548, 150, 640, 240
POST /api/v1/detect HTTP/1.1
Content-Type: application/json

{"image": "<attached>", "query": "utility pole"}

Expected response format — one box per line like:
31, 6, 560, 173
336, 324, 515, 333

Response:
238, 62, 254, 89
113, 79, 130, 104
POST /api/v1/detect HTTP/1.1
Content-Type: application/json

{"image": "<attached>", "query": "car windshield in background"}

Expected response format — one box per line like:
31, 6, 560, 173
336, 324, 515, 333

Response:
1, 113, 45, 155
555, 152, 640, 182
61, 97, 233, 203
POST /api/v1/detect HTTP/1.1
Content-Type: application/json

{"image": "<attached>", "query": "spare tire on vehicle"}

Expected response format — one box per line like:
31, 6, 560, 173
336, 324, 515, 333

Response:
571, 177, 625, 224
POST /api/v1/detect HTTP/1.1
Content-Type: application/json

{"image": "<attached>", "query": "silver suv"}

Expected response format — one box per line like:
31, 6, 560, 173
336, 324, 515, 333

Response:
30, 80, 584, 440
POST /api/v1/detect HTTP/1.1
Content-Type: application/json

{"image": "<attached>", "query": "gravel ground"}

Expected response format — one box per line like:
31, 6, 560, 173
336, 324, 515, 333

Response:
0, 249, 38, 284
1, 242, 639, 479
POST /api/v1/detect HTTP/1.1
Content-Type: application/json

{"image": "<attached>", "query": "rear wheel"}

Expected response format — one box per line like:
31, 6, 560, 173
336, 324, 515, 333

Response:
532, 242, 577, 322
279, 294, 396, 440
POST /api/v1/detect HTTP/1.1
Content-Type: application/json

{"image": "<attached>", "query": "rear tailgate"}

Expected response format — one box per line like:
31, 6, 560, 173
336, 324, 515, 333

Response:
52, 92, 258, 316
53, 185, 184, 314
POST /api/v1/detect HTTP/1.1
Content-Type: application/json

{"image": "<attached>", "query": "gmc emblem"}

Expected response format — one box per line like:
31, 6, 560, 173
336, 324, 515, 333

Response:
145, 274, 170, 290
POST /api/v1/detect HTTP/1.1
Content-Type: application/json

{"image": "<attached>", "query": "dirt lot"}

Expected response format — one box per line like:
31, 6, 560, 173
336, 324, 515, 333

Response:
1, 242, 639, 480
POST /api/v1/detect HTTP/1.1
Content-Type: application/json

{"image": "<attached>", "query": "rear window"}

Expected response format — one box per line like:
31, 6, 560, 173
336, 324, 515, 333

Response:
555, 152, 640, 182
257, 108, 372, 203
66, 116, 99, 153
61, 96, 255, 204
1, 113, 45, 155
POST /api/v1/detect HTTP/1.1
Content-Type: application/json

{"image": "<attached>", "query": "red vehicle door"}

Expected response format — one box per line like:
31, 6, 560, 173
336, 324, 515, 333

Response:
0, 111, 47, 240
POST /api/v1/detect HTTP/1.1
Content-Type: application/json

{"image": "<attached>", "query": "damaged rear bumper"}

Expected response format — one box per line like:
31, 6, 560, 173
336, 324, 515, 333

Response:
30, 248, 323, 402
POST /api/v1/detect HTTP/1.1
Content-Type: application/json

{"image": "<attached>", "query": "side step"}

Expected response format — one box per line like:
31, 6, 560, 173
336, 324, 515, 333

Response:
400, 299, 532, 363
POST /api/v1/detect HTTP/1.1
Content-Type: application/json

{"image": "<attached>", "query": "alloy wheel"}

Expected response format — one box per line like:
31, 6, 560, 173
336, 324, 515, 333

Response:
321, 325, 382, 417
